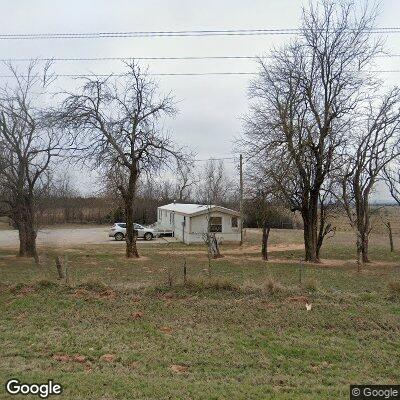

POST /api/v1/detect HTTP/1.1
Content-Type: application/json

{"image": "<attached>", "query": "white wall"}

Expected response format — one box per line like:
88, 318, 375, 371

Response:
157, 208, 173, 229
188, 212, 240, 244
157, 208, 240, 244
156, 209, 190, 242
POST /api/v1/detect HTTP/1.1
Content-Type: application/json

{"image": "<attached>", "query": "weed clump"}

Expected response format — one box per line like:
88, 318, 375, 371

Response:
303, 277, 318, 292
9, 280, 59, 296
34, 279, 58, 289
77, 279, 109, 293
262, 277, 288, 295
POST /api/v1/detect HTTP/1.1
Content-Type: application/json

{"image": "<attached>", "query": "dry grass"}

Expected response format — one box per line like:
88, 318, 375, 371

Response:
0, 229, 399, 399
327, 205, 400, 235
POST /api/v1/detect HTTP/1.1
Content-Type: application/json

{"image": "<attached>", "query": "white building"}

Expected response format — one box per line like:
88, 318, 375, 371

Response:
157, 203, 241, 244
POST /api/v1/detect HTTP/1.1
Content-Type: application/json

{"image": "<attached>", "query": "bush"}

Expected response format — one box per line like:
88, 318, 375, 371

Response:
303, 277, 318, 292
263, 277, 288, 295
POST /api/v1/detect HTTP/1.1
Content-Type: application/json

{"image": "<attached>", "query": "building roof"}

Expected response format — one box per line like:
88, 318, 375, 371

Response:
158, 203, 240, 217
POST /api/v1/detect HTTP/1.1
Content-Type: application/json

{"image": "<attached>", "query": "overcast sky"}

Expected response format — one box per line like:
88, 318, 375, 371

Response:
1, 0, 400, 200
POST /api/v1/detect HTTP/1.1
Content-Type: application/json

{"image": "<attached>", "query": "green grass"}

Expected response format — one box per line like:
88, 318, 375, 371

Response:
0, 230, 400, 399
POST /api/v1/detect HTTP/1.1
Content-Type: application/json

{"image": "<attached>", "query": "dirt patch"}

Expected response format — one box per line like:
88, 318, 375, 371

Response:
286, 296, 309, 304
249, 257, 400, 269
100, 354, 116, 363
159, 250, 205, 256
11, 284, 36, 296
169, 364, 188, 374
160, 326, 173, 334
130, 311, 144, 320
53, 354, 87, 363
227, 244, 304, 254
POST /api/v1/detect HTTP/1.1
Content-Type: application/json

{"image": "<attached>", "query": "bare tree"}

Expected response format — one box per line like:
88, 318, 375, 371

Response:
0, 62, 63, 261
196, 159, 233, 206
384, 160, 400, 205
242, 0, 380, 262
339, 88, 400, 267
175, 163, 196, 202
54, 62, 187, 258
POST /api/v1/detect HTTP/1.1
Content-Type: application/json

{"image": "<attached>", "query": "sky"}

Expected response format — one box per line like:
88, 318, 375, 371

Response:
1, 0, 400, 200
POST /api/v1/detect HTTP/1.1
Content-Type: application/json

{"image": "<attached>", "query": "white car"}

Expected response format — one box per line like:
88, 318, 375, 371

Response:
109, 223, 157, 241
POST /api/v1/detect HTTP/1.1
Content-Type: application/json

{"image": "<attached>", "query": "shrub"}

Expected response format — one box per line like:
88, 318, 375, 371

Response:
263, 277, 287, 295
303, 278, 318, 292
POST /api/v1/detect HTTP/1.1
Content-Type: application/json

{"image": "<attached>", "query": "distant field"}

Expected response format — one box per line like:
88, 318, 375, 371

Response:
327, 205, 400, 235
0, 229, 399, 399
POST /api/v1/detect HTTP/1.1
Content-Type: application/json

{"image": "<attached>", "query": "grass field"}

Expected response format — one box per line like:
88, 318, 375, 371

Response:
327, 205, 400, 235
1, 230, 400, 399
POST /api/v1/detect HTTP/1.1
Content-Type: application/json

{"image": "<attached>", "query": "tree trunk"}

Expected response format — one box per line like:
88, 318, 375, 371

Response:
361, 233, 369, 264
124, 196, 139, 258
26, 201, 38, 262
356, 216, 370, 265
261, 221, 270, 260
18, 223, 28, 257
302, 206, 319, 262
15, 201, 39, 262
209, 233, 222, 259
386, 222, 394, 252
356, 232, 363, 271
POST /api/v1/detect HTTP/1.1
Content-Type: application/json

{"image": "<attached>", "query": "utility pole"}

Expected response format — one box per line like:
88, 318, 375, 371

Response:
239, 154, 243, 245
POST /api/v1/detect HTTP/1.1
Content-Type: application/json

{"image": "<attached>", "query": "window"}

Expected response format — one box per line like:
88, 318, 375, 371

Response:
231, 216, 238, 228
158, 209, 162, 221
209, 217, 222, 233
170, 212, 175, 224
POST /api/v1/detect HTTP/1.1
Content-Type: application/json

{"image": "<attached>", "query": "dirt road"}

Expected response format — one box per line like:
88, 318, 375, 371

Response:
0, 226, 169, 248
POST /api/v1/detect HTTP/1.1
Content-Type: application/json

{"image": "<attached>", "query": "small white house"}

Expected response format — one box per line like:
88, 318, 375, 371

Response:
157, 203, 241, 244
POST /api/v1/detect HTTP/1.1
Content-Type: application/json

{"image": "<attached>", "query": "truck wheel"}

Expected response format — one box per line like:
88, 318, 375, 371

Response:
114, 232, 124, 241
144, 232, 153, 241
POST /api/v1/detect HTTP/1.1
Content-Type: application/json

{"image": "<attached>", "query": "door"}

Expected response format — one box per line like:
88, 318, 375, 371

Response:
134, 224, 145, 238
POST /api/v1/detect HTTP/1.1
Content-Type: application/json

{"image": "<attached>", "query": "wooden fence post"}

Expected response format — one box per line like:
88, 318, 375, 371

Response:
55, 256, 65, 279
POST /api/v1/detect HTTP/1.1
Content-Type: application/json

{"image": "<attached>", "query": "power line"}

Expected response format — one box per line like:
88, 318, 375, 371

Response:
2, 54, 400, 62
1, 27, 400, 40
1, 70, 400, 78
0, 56, 259, 62
0, 72, 256, 78
0, 29, 299, 40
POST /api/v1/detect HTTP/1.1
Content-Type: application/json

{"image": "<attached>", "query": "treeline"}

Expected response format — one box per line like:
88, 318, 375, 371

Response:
29, 162, 300, 228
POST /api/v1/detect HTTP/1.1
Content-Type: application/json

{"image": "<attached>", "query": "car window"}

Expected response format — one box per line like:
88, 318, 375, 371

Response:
117, 223, 126, 228
134, 224, 143, 229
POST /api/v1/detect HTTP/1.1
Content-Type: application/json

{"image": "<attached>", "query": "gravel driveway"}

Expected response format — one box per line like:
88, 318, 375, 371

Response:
0, 226, 168, 248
